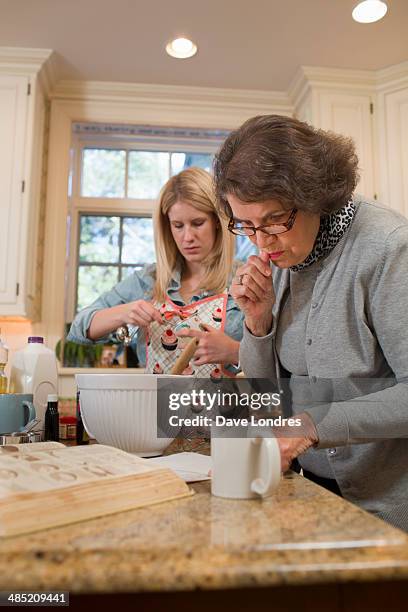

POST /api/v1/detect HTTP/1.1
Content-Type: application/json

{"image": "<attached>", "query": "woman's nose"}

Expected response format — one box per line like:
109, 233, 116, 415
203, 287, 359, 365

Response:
255, 230, 276, 249
183, 225, 194, 241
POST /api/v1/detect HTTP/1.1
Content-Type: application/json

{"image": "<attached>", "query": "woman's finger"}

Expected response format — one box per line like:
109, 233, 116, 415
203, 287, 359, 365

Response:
199, 322, 215, 332
234, 266, 271, 298
242, 263, 272, 290
138, 301, 162, 324
193, 355, 209, 365
233, 285, 262, 303
129, 307, 152, 326
245, 254, 272, 277
240, 273, 268, 301
193, 344, 211, 359
194, 343, 208, 356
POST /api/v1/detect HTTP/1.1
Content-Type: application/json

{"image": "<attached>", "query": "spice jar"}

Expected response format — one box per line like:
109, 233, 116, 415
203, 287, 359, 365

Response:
59, 416, 77, 440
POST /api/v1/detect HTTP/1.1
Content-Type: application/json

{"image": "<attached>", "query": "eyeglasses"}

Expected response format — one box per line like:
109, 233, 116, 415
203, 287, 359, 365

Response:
228, 208, 297, 236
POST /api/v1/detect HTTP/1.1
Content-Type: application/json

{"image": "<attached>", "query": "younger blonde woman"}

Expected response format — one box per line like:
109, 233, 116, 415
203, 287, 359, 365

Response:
68, 167, 243, 375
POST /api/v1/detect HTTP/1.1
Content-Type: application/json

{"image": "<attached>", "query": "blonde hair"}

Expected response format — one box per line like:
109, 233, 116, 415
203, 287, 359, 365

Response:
153, 167, 235, 302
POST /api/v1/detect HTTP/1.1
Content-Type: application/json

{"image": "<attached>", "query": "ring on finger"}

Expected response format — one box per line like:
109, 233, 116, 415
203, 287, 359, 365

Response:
237, 274, 245, 286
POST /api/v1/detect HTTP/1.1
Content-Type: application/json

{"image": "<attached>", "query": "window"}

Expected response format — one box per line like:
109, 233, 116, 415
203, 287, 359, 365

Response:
67, 123, 257, 322
80, 148, 213, 199
76, 215, 155, 311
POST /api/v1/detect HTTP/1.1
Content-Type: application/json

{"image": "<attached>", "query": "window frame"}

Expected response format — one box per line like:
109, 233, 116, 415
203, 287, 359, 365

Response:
66, 129, 222, 322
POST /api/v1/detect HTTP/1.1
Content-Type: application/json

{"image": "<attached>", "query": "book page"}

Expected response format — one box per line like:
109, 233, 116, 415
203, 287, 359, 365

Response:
0, 445, 163, 498
149, 452, 211, 482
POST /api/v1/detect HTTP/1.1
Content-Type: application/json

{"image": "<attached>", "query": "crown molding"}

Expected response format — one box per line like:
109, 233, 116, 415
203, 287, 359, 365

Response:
288, 65, 377, 106
52, 79, 292, 115
289, 62, 408, 106
0, 47, 52, 74
300, 65, 377, 88
288, 67, 312, 109
2, 47, 407, 106
0, 47, 58, 97
37, 52, 59, 98
375, 60, 408, 92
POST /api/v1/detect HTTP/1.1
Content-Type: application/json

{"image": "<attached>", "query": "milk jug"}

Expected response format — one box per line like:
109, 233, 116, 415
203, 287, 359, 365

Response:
10, 336, 58, 434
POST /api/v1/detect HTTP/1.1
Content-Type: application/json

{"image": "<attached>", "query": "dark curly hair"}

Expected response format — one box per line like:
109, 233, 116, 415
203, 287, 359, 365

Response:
214, 115, 359, 216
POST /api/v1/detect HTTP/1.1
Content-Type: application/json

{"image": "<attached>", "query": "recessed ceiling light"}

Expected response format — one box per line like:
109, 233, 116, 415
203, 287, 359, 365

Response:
166, 37, 198, 59
352, 1, 388, 23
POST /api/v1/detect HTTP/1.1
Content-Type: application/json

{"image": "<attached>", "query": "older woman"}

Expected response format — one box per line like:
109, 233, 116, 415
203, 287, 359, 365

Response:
214, 114, 408, 531
68, 167, 243, 376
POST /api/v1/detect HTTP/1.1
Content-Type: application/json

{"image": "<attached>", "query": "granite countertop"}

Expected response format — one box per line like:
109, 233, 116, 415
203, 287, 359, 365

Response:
1, 467, 408, 594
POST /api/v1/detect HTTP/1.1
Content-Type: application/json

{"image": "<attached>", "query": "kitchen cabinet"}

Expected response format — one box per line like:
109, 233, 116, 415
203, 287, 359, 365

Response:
291, 63, 408, 214
377, 82, 408, 217
295, 83, 377, 199
0, 71, 47, 320
316, 92, 375, 200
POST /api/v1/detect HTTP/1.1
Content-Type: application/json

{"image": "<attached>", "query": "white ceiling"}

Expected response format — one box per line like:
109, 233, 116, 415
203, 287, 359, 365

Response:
1, 0, 407, 91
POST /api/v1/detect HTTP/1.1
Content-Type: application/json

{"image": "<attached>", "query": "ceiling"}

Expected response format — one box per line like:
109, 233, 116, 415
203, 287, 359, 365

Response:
1, 0, 407, 92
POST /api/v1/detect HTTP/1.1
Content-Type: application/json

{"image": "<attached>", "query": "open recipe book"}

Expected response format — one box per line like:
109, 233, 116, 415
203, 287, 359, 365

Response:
0, 443, 193, 537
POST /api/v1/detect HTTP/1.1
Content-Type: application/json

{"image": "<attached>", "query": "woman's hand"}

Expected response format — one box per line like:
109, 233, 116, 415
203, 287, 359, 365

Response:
230, 251, 275, 336
88, 300, 162, 340
176, 324, 239, 365
123, 300, 163, 328
273, 413, 319, 472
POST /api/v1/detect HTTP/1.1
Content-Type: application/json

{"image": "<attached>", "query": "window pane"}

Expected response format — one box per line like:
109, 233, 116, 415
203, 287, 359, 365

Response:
82, 149, 126, 197
128, 151, 169, 198
77, 265, 119, 312
79, 216, 120, 263
235, 235, 259, 261
171, 152, 213, 175
122, 217, 155, 265
121, 265, 144, 279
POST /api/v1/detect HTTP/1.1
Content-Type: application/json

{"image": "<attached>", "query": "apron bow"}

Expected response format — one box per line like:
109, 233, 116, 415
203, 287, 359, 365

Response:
161, 305, 198, 322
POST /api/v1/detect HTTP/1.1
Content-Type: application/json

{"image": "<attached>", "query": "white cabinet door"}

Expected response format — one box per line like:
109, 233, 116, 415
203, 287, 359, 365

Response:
0, 75, 29, 308
317, 92, 375, 200
382, 88, 408, 216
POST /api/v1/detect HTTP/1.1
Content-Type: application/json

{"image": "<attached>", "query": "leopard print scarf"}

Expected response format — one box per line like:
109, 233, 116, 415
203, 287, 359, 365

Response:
290, 198, 356, 272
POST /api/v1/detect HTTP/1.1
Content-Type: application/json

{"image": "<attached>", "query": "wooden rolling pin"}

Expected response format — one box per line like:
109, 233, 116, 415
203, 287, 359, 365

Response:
170, 337, 199, 375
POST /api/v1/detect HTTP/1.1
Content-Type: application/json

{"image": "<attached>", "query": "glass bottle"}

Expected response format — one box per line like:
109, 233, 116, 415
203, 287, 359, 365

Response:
44, 394, 59, 442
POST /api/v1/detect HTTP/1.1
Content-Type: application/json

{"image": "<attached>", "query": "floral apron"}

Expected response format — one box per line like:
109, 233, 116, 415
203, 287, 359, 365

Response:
146, 292, 232, 379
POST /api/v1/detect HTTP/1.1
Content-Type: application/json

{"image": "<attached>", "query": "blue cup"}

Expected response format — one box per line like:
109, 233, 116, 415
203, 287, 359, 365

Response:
0, 394, 36, 434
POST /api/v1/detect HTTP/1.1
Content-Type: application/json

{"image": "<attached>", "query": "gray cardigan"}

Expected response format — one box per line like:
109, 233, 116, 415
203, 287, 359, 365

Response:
240, 196, 408, 531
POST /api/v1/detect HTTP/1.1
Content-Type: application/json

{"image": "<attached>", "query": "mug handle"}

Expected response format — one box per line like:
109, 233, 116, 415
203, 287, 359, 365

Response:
22, 401, 36, 426
250, 437, 281, 497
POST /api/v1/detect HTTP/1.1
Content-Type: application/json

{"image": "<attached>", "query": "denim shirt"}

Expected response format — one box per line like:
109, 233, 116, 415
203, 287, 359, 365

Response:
67, 262, 244, 367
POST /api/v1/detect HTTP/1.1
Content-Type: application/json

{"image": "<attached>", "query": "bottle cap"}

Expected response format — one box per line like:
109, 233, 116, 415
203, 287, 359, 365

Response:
47, 394, 58, 403
28, 336, 44, 344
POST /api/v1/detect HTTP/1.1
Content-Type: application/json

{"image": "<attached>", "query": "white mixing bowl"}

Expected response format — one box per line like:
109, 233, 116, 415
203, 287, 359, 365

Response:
75, 373, 191, 456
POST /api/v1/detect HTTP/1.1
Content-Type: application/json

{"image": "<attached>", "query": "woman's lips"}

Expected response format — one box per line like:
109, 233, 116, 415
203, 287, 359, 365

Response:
268, 251, 284, 260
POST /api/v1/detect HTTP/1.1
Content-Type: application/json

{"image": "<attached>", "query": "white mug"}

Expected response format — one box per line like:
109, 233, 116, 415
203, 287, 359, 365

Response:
211, 435, 281, 499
